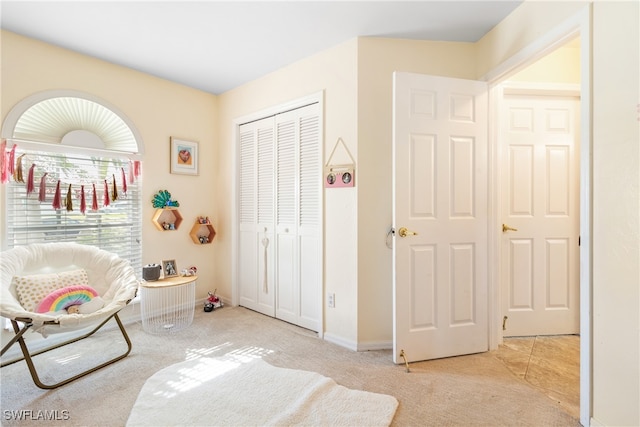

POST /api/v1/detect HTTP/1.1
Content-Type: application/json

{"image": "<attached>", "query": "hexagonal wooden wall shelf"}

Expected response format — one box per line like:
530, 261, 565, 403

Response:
190, 218, 216, 244
152, 208, 183, 231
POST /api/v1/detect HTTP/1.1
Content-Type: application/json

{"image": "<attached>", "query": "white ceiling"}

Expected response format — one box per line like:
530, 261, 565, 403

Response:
1, 1, 523, 95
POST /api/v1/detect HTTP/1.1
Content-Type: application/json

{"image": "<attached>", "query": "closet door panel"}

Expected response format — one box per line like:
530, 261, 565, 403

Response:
297, 105, 322, 330
299, 234, 321, 331
238, 117, 275, 316
275, 233, 298, 323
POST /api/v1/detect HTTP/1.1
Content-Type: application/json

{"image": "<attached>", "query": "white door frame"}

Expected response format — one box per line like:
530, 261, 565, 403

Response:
231, 91, 325, 338
482, 6, 592, 426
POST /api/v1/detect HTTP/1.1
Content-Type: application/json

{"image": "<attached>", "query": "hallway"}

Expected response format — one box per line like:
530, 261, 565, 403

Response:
494, 335, 580, 419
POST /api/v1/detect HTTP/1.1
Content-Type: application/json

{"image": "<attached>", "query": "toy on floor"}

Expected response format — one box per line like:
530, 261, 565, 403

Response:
204, 289, 223, 312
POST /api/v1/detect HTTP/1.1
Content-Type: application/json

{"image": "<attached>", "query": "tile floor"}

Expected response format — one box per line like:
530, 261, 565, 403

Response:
494, 335, 580, 419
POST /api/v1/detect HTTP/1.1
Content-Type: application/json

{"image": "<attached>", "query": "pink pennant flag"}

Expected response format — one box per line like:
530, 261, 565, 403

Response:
80, 185, 87, 214
38, 172, 48, 202
103, 180, 110, 207
92, 183, 98, 211
52, 180, 62, 210
128, 161, 134, 184
134, 160, 141, 177
26, 164, 36, 195
1, 139, 7, 183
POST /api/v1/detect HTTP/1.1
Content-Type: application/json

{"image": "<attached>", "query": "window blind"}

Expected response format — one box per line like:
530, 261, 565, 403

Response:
5, 149, 142, 274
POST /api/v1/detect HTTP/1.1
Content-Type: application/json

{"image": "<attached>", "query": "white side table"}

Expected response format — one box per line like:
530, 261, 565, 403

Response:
140, 275, 197, 334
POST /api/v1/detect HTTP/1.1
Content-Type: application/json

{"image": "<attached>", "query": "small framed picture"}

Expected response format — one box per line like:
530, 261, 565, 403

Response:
162, 259, 178, 278
170, 137, 198, 175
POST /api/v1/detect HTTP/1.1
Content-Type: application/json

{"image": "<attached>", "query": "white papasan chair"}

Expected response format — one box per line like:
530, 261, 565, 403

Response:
0, 242, 139, 389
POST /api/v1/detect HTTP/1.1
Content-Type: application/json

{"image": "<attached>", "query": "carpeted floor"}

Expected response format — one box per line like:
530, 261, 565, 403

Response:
1, 306, 580, 426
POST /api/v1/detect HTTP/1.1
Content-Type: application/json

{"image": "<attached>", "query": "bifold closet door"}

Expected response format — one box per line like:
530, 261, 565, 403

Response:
237, 103, 322, 332
238, 116, 276, 317
274, 104, 321, 331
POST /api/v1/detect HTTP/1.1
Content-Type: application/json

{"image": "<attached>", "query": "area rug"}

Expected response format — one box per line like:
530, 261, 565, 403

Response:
126, 356, 398, 426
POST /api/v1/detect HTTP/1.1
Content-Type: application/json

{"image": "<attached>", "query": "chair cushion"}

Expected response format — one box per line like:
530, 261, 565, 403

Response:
12, 269, 89, 311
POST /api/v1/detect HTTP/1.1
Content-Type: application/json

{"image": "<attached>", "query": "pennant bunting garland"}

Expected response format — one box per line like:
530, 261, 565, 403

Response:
92, 183, 98, 211
52, 180, 62, 210
2, 144, 143, 215
80, 185, 87, 214
27, 164, 36, 195
38, 172, 48, 202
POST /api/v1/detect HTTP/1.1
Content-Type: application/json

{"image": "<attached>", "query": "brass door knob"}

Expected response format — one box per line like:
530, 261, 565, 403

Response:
502, 224, 518, 233
398, 227, 418, 238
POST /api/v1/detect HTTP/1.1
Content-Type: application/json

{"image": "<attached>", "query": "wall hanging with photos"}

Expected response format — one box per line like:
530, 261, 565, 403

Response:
324, 137, 355, 188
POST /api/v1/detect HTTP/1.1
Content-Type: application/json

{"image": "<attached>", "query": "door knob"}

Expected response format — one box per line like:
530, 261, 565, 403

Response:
502, 224, 518, 233
398, 227, 418, 238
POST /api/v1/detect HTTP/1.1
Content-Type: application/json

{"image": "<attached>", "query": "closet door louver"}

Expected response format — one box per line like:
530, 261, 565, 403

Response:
237, 102, 321, 332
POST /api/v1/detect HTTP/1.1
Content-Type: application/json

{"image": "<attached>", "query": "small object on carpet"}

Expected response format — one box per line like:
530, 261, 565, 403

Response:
126, 357, 398, 427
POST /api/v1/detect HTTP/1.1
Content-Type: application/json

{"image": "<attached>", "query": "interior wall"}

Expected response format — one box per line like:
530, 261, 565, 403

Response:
507, 42, 581, 84
355, 37, 476, 347
0, 30, 219, 302
591, 1, 639, 425
217, 40, 361, 345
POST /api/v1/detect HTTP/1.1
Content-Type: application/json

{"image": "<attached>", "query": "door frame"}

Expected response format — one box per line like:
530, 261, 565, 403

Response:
482, 6, 592, 426
231, 91, 325, 338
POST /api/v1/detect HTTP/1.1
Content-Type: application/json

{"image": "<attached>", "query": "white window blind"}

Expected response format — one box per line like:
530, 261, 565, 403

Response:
4, 148, 142, 273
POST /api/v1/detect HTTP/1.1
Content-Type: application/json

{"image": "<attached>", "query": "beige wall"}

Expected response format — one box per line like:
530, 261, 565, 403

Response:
217, 40, 361, 344
0, 30, 219, 302
355, 38, 476, 345
591, 1, 639, 425
507, 43, 581, 83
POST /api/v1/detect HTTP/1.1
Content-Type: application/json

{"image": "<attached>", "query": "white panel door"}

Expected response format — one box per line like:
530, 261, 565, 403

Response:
501, 92, 580, 336
392, 72, 488, 363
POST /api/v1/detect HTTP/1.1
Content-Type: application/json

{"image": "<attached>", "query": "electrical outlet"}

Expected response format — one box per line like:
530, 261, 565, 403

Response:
327, 293, 335, 308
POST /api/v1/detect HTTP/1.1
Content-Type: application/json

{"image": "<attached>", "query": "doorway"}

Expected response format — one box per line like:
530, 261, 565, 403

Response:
497, 40, 581, 337
493, 36, 591, 424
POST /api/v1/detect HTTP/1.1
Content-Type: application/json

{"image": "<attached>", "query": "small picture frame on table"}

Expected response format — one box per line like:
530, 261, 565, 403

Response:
170, 137, 198, 175
162, 259, 178, 278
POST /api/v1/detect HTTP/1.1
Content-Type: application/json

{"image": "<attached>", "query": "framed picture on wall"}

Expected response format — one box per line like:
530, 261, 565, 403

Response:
170, 137, 198, 175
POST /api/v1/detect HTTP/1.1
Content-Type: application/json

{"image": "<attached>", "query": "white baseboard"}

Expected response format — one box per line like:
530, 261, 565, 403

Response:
323, 332, 358, 351
356, 340, 393, 352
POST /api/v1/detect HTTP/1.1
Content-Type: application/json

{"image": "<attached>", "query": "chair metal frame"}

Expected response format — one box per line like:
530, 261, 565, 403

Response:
1, 310, 132, 389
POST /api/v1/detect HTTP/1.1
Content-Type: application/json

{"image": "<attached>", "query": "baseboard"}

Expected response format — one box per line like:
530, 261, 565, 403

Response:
323, 332, 358, 351
356, 340, 393, 352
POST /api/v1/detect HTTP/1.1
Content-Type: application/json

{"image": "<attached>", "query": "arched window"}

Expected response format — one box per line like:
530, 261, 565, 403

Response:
1, 91, 143, 273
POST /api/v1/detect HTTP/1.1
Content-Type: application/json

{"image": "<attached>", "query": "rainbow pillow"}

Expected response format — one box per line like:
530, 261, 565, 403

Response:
35, 285, 99, 313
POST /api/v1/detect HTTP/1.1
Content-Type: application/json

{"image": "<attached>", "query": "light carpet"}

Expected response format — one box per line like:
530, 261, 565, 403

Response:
126, 356, 399, 427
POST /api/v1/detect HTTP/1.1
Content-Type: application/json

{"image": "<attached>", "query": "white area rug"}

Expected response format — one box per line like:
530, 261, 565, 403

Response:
126, 357, 398, 427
